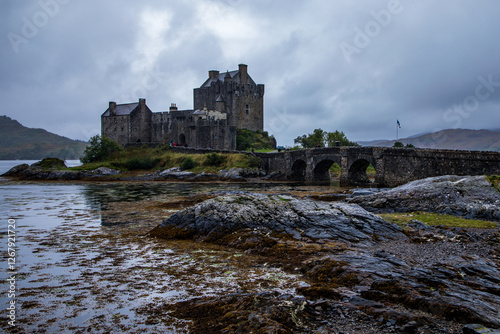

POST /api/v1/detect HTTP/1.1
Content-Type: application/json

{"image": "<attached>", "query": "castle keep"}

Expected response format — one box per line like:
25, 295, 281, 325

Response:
101, 64, 264, 150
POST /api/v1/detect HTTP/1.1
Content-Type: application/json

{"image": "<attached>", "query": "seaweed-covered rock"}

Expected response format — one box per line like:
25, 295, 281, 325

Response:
150, 193, 404, 245
348, 175, 500, 221
2, 163, 30, 176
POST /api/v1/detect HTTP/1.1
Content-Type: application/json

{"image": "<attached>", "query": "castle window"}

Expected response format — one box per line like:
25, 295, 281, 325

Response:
245, 104, 249, 115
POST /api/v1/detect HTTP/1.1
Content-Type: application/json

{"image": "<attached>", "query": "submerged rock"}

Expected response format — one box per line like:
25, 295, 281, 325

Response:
348, 175, 500, 221
150, 193, 404, 245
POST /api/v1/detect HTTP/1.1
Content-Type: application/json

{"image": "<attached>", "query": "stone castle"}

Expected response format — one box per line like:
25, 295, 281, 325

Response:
101, 64, 264, 150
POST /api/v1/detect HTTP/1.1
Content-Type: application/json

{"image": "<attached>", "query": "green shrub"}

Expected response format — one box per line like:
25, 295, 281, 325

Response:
245, 156, 262, 168
236, 129, 276, 151
80, 135, 121, 164
204, 153, 226, 166
180, 157, 197, 170
33, 157, 66, 169
393, 141, 404, 148
124, 157, 160, 170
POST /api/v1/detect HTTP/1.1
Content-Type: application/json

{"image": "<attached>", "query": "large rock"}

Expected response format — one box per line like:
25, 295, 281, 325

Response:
2, 162, 82, 180
90, 167, 121, 176
218, 167, 266, 180
157, 167, 196, 180
348, 175, 500, 221
2, 163, 30, 176
150, 193, 404, 245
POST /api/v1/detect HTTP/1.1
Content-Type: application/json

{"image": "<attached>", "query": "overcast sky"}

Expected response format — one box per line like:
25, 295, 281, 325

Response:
1, 0, 500, 145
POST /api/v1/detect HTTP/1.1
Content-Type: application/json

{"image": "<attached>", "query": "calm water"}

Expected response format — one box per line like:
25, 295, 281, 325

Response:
0, 160, 339, 333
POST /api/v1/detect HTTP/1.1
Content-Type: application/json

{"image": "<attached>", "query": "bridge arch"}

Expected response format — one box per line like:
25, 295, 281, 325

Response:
313, 158, 341, 181
290, 159, 307, 181
347, 158, 376, 186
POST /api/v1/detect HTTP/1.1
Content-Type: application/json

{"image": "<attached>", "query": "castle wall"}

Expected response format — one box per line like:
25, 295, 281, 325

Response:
232, 84, 264, 131
151, 112, 171, 143
193, 81, 264, 132
129, 99, 152, 144
194, 120, 236, 150
101, 115, 130, 147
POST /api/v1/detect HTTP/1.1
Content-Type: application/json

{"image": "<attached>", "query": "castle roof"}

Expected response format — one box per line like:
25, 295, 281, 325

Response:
201, 70, 238, 87
102, 102, 139, 116
201, 69, 257, 88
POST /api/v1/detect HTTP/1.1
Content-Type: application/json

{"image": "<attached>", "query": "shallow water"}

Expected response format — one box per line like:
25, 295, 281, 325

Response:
0, 172, 340, 333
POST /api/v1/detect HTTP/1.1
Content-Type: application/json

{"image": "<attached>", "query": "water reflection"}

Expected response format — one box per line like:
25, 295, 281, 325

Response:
0, 180, 341, 333
79, 181, 339, 225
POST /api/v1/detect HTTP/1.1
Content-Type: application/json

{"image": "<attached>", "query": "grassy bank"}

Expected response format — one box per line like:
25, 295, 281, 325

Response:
379, 211, 498, 229
72, 146, 262, 173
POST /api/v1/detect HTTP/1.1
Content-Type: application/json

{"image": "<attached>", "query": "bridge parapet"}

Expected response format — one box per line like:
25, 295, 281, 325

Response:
256, 147, 500, 187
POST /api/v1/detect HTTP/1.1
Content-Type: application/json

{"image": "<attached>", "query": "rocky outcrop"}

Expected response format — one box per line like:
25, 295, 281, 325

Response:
348, 175, 500, 221
150, 193, 404, 245
150, 193, 500, 333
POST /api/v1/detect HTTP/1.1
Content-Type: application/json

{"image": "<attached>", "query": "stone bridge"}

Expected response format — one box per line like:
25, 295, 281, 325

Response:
255, 147, 500, 187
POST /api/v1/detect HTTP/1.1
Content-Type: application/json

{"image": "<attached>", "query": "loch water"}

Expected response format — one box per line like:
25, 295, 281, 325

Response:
0, 160, 339, 333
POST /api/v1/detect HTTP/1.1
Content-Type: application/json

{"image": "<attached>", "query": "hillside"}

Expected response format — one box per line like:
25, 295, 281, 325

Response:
358, 129, 500, 151
0, 115, 88, 160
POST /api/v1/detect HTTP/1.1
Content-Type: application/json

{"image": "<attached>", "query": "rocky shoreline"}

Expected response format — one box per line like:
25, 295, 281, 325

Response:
2, 162, 285, 182
150, 186, 500, 333
5, 160, 500, 333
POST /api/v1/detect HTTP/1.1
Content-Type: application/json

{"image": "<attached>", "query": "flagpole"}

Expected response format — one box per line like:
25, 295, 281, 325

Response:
396, 119, 400, 141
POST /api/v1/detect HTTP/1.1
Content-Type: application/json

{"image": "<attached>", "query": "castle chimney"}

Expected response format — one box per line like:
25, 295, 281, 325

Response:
170, 103, 178, 111
209, 70, 219, 79
139, 98, 146, 107
238, 64, 248, 85
109, 101, 116, 115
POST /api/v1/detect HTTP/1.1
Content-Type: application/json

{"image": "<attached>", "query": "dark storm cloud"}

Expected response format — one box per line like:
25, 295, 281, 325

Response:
1, 0, 499, 145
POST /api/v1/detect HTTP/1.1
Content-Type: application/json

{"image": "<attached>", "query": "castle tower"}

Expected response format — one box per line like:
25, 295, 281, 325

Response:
193, 64, 264, 132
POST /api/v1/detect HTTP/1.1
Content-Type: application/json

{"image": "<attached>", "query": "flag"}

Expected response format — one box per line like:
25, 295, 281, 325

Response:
397, 119, 401, 128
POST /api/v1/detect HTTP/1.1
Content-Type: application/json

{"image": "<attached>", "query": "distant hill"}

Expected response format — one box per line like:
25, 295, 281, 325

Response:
0, 115, 88, 160
358, 129, 500, 151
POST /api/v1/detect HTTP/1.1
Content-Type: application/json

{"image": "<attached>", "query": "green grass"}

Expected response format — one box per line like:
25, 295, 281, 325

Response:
251, 149, 275, 153
69, 146, 261, 173
487, 175, 499, 189
379, 211, 498, 229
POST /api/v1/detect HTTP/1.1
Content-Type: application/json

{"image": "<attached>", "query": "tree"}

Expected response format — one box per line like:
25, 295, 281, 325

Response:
294, 129, 326, 148
236, 129, 276, 151
393, 141, 404, 148
294, 129, 359, 148
80, 135, 121, 164
325, 130, 359, 147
